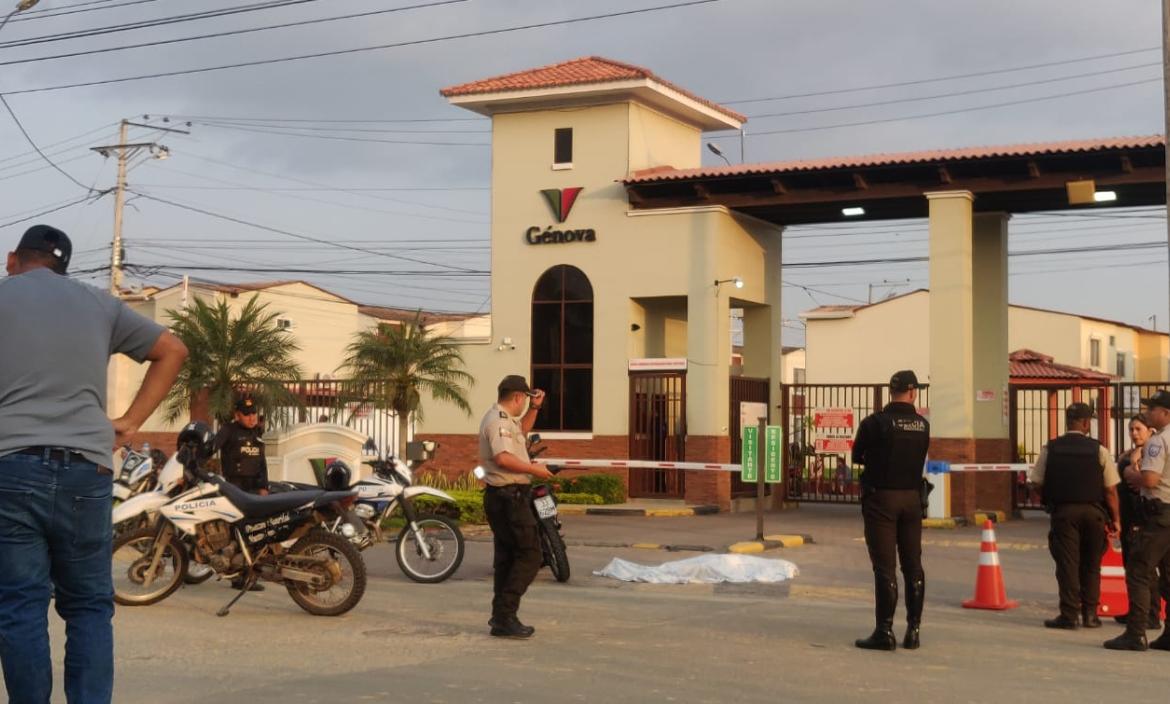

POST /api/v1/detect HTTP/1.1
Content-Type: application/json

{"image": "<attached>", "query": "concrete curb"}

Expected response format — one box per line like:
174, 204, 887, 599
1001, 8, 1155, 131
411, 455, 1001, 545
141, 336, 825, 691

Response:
558, 504, 721, 517
923, 518, 965, 529
726, 534, 814, 554
463, 535, 718, 552
973, 510, 1007, 524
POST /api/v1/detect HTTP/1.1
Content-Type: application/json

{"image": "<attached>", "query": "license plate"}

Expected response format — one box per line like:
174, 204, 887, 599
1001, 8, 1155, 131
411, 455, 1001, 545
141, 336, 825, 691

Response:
534, 495, 557, 519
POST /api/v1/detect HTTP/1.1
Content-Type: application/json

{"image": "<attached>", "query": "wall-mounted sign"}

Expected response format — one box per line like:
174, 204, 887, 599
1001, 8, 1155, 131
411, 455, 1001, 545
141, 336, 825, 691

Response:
526, 186, 597, 245
813, 408, 855, 430
815, 437, 854, 454
628, 357, 688, 372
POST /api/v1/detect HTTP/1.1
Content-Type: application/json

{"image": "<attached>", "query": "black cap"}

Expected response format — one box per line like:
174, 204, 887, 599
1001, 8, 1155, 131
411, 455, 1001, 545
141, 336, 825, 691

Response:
16, 224, 71, 274
1142, 390, 1170, 411
890, 370, 919, 392
1066, 402, 1096, 422
235, 393, 258, 414
498, 375, 537, 397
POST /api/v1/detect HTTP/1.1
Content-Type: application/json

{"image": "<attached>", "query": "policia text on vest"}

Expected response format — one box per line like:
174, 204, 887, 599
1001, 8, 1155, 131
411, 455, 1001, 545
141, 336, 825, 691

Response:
1028, 403, 1121, 631
851, 370, 930, 652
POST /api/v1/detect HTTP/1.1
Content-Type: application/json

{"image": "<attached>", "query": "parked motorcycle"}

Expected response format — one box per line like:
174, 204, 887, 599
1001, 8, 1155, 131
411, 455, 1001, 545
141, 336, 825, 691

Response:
473, 434, 570, 583
111, 423, 368, 617
113, 444, 160, 504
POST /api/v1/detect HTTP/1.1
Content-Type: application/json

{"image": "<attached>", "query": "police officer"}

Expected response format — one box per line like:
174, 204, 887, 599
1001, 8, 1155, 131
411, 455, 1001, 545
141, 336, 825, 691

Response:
479, 375, 552, 638
213, 393, 269, 495
1105, 389, 1170, 651
851, 370, 930, 651
1029, 402, 1121, 630
214, 393, 269, 591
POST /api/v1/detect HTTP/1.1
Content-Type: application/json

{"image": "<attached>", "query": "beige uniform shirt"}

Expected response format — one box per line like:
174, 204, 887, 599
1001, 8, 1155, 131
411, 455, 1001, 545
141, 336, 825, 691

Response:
478, 404, 531, 486
1029, 431, 1121, 488
1139, 425, 1170, 503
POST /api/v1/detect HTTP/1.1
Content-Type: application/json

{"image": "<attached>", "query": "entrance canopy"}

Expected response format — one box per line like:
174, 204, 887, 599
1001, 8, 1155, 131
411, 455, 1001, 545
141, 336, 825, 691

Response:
624, 136, 1166, 224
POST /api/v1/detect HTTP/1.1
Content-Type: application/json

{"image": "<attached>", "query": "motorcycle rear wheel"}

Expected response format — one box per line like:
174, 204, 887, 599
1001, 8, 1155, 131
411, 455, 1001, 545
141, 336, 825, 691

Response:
112, 527, 188, 606
541, 528, 571, 583
285, 530, 367, 616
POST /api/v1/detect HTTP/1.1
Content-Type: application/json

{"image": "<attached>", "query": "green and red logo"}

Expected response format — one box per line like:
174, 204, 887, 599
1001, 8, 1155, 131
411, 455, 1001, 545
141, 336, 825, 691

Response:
540, 187, 583, 223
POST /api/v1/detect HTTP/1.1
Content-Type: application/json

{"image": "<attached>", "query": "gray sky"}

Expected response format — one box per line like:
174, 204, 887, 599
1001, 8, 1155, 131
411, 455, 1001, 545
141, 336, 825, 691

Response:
1, 0, 1166, 345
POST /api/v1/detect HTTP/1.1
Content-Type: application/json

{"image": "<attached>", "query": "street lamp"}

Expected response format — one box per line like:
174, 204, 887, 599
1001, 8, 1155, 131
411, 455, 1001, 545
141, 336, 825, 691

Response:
714, 277, 744, 291
707, 142, 732, 166
1, 0, 40, 33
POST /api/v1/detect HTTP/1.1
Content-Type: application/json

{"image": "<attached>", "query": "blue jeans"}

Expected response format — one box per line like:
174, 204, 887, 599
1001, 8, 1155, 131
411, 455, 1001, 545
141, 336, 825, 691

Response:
0, 451, 114, 704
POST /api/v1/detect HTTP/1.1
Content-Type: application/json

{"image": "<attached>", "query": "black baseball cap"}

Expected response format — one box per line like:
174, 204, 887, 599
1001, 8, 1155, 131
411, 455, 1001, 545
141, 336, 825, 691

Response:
1142, 390, 1170, 411
498, 375, 537, 397
1066, 402, 1096, 422
16, 224, 71, 274
235, 394, 258, 414
890, 370, 919, 392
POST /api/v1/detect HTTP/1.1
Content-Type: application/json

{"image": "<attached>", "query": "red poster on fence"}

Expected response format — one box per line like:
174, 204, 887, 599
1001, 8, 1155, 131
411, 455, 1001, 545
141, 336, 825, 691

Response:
815, 437, 854, 454
814, 408, 855, 429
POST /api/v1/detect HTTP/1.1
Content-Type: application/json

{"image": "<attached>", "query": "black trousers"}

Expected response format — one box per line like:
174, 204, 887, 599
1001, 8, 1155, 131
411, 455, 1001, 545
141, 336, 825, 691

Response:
1120, 493, 1162, 620
1047, 503, 1107, 620
484, 485, 542, 620
861, 489, 924, 627
1123, 510, 1170, 636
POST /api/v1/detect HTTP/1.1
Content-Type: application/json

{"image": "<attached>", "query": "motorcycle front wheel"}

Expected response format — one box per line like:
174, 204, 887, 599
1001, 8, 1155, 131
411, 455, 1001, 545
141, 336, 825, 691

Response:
395, 514, 465, 584
112, 527, 188, 606
285, 530, 367, 616
541, 527, 570, 583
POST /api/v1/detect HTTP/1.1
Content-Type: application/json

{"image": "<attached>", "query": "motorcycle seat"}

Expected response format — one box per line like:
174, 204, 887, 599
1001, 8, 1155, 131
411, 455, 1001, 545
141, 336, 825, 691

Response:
313, 490, 357, 507
216, 480, 323, 519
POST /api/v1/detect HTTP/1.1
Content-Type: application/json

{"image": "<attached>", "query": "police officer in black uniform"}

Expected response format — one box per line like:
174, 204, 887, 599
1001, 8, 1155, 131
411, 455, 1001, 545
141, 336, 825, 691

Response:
1029, 402, 1121, 630
851, 370, 930, 651
214, 393, 269, 591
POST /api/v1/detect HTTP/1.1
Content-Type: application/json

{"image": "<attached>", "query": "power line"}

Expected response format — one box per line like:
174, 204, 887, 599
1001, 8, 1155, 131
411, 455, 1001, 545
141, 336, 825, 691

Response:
0, 95, 97, 192
722, 46, 1160, 105
784, 240, 1165, 268
3, 0, 727, 95
0, 195, 98, 229
0, 0, 471, 66
162, 114, 482, 124
192, 121, 490, 147
12, 0, 162, 21
125, 263, 489, 277
192, 120, 488, 134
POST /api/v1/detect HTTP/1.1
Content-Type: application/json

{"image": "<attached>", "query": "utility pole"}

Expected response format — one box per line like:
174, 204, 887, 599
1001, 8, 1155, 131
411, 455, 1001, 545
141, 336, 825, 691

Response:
91, 118, 189, 295
1164, 0, 1170, 375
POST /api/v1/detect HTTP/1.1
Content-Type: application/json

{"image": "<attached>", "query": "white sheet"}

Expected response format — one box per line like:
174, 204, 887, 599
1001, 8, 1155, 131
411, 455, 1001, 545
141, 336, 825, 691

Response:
594, 553, 799, 584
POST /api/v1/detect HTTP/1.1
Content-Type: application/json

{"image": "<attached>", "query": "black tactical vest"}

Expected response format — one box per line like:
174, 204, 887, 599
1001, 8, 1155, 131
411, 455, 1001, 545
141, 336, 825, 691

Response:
1043, 433, 1104, 506
861, 403, 930, 490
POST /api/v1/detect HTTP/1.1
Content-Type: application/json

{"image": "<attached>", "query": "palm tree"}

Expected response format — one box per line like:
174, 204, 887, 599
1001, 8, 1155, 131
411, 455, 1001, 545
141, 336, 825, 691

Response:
163, 294, 305, 424
340, 312, 474, 459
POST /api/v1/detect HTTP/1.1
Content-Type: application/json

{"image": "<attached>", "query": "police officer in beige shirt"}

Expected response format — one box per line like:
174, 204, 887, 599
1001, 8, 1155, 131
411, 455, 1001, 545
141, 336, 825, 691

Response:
1106, 389, 1170, 651
479, 375, 552, 638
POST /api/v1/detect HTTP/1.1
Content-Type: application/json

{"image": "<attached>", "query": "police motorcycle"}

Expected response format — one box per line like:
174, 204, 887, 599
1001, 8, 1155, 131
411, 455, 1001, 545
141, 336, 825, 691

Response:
111, 422, 368, 617
473, 434, 570, 583
112, 443, 164, 504
332, 451, 466, 584
112, 449, 216, 585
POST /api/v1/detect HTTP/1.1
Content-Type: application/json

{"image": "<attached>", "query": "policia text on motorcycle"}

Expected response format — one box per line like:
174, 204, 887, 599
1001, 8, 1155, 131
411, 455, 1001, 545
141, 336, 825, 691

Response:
478, 375, 553, 639
1105, 389, 1170, 651
851, 370, 930, 652
1028, 402, 1121, 630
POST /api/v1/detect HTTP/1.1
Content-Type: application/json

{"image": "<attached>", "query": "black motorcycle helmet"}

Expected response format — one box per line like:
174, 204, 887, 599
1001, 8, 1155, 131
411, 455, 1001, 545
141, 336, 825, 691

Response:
176, 421, 215, 464
323, 460, 352, 491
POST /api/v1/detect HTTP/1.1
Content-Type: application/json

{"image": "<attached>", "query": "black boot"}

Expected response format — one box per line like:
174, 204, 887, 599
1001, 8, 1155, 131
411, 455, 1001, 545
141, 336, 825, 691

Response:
1082, 609, 1102, 629
490, 615, 535, 639
1149, 626, 1170, 651
903, 576, 924, 650
1104, 629, 1149, 651
856, 576, 898, 651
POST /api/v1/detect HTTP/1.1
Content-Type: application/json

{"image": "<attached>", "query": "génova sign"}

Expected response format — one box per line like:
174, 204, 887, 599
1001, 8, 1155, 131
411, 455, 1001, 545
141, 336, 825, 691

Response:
526, 187, 597, 245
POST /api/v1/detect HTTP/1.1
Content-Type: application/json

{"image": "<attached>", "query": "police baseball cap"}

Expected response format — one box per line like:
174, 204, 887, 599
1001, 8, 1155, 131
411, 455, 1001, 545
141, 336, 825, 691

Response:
890, 370, 919, 392
16, 224, 71, 274
498, 375, 537, 397
1142, 390, 1170, 411
235, 394, 258, 414
1065, 402, 1095, 422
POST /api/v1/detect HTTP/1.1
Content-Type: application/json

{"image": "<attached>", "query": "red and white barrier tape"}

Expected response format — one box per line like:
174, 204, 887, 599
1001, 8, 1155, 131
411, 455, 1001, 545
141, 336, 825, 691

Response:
543, 458, 741, 472
948, 464, 1032, 473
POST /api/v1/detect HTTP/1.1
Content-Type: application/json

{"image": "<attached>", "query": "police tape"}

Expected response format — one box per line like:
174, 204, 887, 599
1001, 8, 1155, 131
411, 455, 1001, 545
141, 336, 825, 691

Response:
542, 458, 741, 472
928, 462, 1032, 474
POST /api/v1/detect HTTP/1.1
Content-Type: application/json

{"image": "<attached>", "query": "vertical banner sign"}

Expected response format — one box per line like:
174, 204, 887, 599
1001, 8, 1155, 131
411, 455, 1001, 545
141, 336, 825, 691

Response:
765, 425, 782, 483
741, 426, 759, 482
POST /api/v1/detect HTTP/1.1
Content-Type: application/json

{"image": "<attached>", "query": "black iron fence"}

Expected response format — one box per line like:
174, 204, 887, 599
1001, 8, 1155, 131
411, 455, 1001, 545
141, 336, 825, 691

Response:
628, 372, 687, 499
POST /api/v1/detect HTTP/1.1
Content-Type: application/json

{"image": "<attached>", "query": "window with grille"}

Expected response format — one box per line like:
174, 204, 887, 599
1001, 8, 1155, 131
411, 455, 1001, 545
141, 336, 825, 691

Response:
554, 128, 573, 166
531, 265, 593, 431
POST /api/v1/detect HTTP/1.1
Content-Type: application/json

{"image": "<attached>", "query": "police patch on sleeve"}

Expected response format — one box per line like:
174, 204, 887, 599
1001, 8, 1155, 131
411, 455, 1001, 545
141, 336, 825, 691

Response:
1150, 441, 1163, 458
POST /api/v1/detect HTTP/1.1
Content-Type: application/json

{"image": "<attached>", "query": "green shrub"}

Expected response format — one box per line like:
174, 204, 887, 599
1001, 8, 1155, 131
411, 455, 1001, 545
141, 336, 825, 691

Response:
412, 489, 486, 525
554, 473, 625, 504
557, 492, 604, 505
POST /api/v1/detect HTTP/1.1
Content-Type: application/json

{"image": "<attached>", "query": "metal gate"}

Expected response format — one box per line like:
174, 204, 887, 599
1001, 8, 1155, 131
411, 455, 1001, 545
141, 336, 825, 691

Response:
730, 376, 771, 498
628, 372, 686, 499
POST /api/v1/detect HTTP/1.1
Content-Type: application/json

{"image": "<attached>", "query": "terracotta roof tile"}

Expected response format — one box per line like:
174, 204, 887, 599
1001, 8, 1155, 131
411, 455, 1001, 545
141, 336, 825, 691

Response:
626, 135, 1165, 183
440, 56, 746, 123
1009, 349, 1115, 381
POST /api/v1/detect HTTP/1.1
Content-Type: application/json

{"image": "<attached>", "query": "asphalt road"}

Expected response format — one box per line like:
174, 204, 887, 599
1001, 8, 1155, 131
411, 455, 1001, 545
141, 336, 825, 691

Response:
25, 508, 1170, 703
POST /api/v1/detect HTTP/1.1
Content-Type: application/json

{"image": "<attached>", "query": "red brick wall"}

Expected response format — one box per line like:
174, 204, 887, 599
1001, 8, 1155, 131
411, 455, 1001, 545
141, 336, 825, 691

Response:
934, 437, 1014, 518
684, 435, 732, 510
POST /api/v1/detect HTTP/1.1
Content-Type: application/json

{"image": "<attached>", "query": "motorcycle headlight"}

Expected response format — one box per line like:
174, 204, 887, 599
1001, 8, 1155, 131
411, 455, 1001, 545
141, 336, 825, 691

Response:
340, 523, 357, 539
353, 503, 375, 520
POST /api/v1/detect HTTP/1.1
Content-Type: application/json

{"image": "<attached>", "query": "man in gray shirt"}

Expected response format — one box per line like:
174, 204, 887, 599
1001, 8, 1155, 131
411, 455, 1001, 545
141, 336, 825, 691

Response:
0, 225, 187, 703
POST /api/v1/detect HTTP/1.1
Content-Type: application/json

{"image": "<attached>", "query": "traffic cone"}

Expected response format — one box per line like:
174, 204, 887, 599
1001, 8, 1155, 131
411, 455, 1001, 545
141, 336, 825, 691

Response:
1098, 540, 1128, 617
962, 520, 1019, 610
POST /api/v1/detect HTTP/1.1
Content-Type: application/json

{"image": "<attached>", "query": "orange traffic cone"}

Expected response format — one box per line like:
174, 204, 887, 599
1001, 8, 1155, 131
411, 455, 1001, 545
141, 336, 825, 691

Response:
962, 520, 1019, 610
1098, 540, 1128, 617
